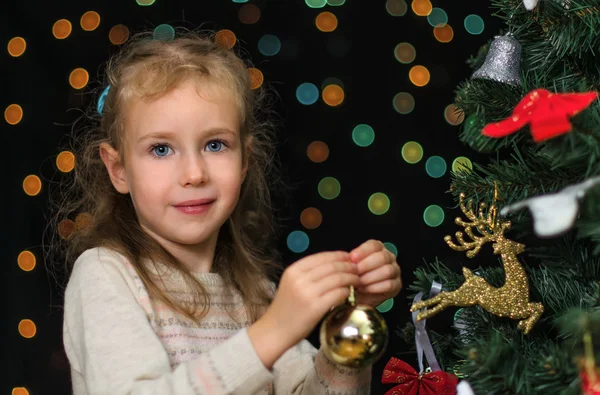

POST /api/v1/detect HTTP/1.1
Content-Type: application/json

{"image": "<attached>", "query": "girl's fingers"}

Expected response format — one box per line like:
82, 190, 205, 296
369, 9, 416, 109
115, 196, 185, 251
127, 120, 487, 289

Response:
358, 277, 402, 294
359, 262, 400, 286
355, 249, 393, 275
314, 272, 360, 296
307, 260, 356, 282
349, 239, 384, 263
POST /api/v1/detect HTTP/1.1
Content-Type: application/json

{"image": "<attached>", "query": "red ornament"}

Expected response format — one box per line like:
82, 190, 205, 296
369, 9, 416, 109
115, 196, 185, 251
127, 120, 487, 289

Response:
381, 357, 458, 395
581, 371, 600, 395
481, 89, 598, 142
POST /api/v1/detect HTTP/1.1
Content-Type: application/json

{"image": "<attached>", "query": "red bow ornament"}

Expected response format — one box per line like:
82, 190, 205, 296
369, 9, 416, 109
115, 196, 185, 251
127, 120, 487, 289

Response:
581, 371, 600, 395
482, 89, 598, 142
381, 357, 458, 395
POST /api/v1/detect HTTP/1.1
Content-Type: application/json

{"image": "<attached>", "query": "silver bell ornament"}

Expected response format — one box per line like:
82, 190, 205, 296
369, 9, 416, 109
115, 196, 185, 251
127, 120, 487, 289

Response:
319, 285, 388, 368
472, 33, 522, 86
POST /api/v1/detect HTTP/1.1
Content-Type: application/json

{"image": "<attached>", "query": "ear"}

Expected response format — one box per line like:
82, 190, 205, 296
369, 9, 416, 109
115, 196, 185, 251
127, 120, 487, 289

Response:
241, 135, 253, 183
99, 142, 129, 194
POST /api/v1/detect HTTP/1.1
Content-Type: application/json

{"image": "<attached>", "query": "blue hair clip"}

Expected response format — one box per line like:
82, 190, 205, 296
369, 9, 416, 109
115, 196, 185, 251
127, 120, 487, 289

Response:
97, 85, 111, 115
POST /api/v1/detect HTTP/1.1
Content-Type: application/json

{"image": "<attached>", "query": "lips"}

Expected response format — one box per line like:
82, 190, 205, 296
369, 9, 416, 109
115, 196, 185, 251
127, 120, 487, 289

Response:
173, 199, 215, 215
174, 199, 216, 207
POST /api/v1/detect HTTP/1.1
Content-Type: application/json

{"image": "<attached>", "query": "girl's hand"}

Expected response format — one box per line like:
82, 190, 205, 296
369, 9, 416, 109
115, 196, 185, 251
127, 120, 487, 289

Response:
349, 239, 402, 309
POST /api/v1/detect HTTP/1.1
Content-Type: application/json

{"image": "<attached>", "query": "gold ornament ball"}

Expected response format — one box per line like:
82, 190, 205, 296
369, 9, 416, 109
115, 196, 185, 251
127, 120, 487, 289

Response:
320, 301, 388, 368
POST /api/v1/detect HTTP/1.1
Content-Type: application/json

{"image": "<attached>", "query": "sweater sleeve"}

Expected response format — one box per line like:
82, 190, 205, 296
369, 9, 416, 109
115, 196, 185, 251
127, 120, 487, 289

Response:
63, 249, 276, 395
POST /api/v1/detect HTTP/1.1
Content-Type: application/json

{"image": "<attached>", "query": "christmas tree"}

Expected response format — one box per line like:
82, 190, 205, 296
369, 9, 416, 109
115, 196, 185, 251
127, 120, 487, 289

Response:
405, 0, 600, 394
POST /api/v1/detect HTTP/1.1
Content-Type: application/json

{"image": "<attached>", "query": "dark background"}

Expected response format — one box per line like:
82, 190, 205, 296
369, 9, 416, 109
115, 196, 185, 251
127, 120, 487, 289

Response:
4, 0, 500, 393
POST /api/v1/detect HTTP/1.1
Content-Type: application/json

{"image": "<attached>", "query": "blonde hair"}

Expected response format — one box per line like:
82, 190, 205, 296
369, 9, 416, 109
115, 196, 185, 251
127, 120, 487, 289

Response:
49, 29, 287, 324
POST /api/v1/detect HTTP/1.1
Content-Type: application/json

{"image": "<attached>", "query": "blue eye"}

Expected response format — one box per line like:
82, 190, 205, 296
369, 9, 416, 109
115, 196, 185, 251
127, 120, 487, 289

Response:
206, 140, 225, 152
152, 144, 172, 157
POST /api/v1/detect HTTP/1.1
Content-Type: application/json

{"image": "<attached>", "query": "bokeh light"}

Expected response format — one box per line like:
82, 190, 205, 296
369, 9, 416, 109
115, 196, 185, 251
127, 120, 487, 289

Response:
318, 177, 341, 200
402, 141, 424, 164
5, 104, 23, 125
19, 319, 36, 338
8, 37, 26, 57
368, 193, 391, 215
434, 24, 454, 43
80, 11, 101, 31
23, 175, 42, 196
464, 14, 485, 35
296, 83, 320, 105
258, 34, 281, 56
69, 68, 89, 90
109, 24, 130, 45
53, 19, 72, 39
425, 156, 447, 178
352, 124, 375, 147
394, 42, 416, 64
383, 242, 398, 257
75, 213, 93, 230
409, 65, 430, 87
153, 24, 175, 41
427, 7, 448, 27
215, 29, 236, 49
411, 0, 432, 16
136, 0, 156, 5
452, 156, 473, 174
444, 104, 465, 125
58, 219, 76, 240
300, 207, 323, 229
307, 141, 330, 163
57, 151, 75, 173
287, 230, 310, 253
12, 388, 29, 395
232, 0, 248, 2
393, 92, 415, 114
424, 205, 445, 227
386, 0, 408, 16
322, 84, 344, 106
239, 4, 261, 24
248, 68, 264, 90
306, 0, 327, 7
18, 251, 36, 272
327, 0, 346, 5
316, 12, 338, 32
377, 298, 395, 313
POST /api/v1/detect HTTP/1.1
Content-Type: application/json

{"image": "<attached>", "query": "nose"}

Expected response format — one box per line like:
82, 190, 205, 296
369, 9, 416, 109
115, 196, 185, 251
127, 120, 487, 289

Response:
179, 153, 209, 187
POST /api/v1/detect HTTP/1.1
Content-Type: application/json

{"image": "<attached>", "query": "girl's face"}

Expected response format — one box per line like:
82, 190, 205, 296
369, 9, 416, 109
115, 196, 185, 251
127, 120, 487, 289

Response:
102, 78, 247, 251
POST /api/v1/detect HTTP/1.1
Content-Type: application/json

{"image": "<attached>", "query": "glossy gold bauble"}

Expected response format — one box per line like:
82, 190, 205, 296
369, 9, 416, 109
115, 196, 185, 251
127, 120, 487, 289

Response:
319, 286, 388, 368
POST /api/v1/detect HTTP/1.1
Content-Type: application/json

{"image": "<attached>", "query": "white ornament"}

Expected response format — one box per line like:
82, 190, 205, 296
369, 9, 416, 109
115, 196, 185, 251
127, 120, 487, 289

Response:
500, 176, 600, 238
457, 380, 476, 395
523, 0, 539, 10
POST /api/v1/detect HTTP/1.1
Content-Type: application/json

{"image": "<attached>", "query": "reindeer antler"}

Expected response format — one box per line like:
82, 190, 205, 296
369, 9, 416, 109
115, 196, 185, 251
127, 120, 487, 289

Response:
444, 193, 512, 258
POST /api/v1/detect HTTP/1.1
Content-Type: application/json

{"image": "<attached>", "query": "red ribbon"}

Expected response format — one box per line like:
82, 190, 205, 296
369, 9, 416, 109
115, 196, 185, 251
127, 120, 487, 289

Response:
481, 89, 598, 142
581, 371, 600, 395
381, 357, 458, 395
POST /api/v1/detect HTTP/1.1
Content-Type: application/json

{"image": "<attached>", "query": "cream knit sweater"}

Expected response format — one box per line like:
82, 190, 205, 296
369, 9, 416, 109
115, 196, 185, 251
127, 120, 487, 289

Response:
63, 247, 372, 394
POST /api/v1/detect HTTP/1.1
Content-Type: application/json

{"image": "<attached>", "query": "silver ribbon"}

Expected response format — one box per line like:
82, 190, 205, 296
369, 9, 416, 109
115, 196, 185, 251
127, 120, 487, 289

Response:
412, 281, 442, 373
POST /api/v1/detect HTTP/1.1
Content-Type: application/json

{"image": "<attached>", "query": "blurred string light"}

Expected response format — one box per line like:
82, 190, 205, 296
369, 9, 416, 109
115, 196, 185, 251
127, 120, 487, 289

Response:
427, 7, 448, 27
393, 92, 415, 114
411, 0, 432, 16
368, 193, 390, 215
258, 34, 281, 56
23, 175, 42, 196
316, 11, 338, 32
69, 68, 89, 90
318, 177, 341, 199
239, 4, 261, 24
386, 0, 407, 16
19, 319, 36, 338
80, 11, 101, 31
215, 29, 236, 49
137, 0, 157, 5
322, 84, 344, 106
287, 230, 310, 253
306, 0, 327, 8
383, 242, 398, 256
402, 141, 423, 164
307, 141, 329, 163
409, 65, 430, 87
153, 24, 175, 41
59, 219, 76, 239
53, 19, 72, 39
444, 104, 464, 125
452, 156, 473, 173
300, 207, 323, 229
352, 124, 375, 147
8, 37, 26, 57
109, 24, 130, 45
296, 82, 320, 105
248, 67, 264, 90
5, 104, 23, 125
464, 14, 485, 35
377, 298, 394, 313
56, 151, 75, 173
394, 42, 415, 64
434, 24, 454, 43
18, 250, 36, 272
327, 0, 346, 5
75, 213, 93, 231
425, 156, 447, 178
12, 388, 29, 395
424, 204, 444, 227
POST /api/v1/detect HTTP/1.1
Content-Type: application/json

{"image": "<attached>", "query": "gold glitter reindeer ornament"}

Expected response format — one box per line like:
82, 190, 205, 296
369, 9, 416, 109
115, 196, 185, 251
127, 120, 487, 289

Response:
410, 189, 544, 334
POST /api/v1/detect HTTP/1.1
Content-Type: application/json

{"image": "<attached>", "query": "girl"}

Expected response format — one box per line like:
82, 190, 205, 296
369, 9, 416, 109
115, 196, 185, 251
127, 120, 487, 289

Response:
57, 29, 402, 394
